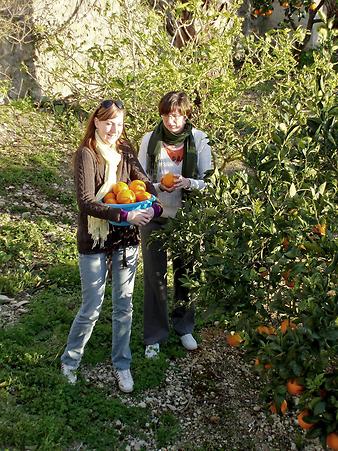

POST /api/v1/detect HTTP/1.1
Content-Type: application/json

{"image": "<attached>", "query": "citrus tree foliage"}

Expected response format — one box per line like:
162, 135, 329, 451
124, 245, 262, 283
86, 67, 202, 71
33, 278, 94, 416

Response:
36, 0, 336, 162
158, 76, 338, 444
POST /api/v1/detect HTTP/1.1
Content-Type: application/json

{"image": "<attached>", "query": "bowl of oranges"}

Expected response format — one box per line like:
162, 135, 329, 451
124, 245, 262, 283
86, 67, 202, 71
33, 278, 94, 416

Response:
103, 179, 156, 226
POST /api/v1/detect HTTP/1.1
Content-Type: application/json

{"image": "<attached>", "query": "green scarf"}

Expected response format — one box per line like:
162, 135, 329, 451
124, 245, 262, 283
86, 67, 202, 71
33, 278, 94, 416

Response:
146, 119, 197, 182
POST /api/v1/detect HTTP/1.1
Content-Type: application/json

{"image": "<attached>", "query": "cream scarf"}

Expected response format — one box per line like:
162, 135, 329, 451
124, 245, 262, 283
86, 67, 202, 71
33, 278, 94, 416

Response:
87, 131, 122, 248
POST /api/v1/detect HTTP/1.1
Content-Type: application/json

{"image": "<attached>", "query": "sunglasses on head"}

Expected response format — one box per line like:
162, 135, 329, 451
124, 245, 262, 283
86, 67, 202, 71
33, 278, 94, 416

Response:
100, 99, 124, 110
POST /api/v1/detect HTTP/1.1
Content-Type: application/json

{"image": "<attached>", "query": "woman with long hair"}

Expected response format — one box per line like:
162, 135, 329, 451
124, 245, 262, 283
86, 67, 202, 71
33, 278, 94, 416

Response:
61, 100, 162, 392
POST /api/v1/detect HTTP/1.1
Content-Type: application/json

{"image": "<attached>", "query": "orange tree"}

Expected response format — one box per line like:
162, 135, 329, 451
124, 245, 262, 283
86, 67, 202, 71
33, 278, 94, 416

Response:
157, 79, 338, 446
250, 0, 332, 57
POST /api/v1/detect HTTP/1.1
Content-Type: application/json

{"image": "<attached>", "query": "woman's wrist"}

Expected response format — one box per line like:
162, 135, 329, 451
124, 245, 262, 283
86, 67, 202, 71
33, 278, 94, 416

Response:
120, 209, 129, 222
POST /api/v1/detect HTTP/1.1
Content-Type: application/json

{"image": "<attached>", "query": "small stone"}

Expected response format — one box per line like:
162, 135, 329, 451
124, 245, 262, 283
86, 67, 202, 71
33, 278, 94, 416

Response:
209, 415, 220, 424
137, 401, 146, 408
0, 295, 13, 304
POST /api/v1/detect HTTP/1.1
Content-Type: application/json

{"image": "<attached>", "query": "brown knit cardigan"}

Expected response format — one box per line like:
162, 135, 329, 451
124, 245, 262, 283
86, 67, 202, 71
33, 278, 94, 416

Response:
74, 141, 158, 254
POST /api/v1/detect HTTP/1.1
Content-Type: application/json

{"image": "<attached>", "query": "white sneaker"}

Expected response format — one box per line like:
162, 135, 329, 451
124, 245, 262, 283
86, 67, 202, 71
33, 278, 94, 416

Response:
61, 363, 77, 384
145, 343, 160, 359
114, 369, 134, 393
180, 334, 198, 351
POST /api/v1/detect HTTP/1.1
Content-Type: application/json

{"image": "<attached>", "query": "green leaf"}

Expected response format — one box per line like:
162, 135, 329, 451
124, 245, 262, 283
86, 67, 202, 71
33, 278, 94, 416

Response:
289, 183, 297, 198
313, 401, 326, 416
259, 159, 279, 171
318, 182, 326, 195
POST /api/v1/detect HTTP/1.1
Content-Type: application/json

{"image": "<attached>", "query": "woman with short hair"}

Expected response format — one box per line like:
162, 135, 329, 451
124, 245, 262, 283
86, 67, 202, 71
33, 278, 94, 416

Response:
138, 91, 212, 358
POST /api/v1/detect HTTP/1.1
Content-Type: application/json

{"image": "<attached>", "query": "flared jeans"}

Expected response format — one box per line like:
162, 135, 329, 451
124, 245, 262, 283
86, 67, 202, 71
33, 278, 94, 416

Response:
61, 246, 138, 371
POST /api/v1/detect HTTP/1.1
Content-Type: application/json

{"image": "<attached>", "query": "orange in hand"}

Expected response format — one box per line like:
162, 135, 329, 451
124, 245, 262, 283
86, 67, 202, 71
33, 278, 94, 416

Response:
135, 191, 152, 202
116, 189, 136, 204
129, 179, 146, 192
113, 181, 129, 195
161, 172, 176, 188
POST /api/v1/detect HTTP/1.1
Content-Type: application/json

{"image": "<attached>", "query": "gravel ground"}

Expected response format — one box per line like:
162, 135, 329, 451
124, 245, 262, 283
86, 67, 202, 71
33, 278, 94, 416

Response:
81, 328, 323, 451
0, 180, 325, 451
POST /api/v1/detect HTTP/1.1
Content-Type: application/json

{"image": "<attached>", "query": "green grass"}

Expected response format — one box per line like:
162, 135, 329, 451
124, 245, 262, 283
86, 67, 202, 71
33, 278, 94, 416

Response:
0, 263, 183, 449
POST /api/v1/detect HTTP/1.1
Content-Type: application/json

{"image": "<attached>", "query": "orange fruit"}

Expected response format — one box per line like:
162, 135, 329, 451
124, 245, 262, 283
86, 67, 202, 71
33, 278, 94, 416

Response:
113, 181, 129, 195
129, 179, 146, 192
103, 192, 116, 203
270, 400, 287, 415
287, 378, 304, 396
116, 189, 136, 204
135, 191, 152, 202
257, 325, 276, 335
280, 319, 297, 334
297, 409, 315, 430
326, 432, 338, 450
226, 333, 242, 347
161, 172, 176, 188
308, 2, 317, 11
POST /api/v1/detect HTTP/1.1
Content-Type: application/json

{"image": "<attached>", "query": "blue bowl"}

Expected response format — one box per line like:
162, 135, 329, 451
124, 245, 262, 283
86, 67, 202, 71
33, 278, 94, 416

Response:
107, 195, 156, 226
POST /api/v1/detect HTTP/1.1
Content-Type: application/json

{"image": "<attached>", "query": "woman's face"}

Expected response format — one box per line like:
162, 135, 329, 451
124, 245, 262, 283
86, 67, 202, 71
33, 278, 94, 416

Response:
94, 111, 124, 145
162, 108, 187, 134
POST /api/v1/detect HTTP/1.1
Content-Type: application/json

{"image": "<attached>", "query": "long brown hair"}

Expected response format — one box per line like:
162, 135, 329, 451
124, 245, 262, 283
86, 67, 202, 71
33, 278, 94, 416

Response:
78, 100, 128, 163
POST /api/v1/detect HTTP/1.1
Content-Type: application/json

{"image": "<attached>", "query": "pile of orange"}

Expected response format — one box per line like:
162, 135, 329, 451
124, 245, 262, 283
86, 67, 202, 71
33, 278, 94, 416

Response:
103, 179, 152, 204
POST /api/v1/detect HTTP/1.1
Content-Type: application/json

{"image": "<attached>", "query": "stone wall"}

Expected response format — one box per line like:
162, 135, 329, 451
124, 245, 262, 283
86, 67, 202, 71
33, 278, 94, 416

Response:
0, 0, 119, 99
0, 0, 327, 101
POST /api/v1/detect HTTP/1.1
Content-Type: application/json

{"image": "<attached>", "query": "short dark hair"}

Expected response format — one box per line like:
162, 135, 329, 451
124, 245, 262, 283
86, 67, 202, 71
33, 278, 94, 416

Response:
158, 91, 192, 118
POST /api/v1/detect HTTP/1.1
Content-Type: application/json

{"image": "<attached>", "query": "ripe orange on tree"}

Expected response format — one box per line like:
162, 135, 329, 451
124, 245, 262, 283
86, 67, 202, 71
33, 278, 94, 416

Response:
135, 191, 152, 202
287, 378, 304, 396
326, 432, 338, 450
226, 333, 242, 347
161, 172, 176, 188
280, 319, 297, 334
113, 181, 129, 195
297, 409, 315, 430
116, 189, 136, 204
257, 325, 276, 335
129, 179, 146, 192
270, 400, 287, 415
308, 2, 317, 11
254, 358, 272, 369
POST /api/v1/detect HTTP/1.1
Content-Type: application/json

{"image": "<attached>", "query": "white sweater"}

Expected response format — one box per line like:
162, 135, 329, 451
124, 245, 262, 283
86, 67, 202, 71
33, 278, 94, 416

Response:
138, 128, 212, 218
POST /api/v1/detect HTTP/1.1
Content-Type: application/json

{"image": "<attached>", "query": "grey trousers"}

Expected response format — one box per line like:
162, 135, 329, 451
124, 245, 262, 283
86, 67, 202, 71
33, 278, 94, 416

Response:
140, 218, 195, 345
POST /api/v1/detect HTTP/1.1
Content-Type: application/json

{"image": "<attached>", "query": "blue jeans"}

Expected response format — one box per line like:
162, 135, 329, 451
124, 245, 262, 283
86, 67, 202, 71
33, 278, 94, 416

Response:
61, 246, 138, 370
